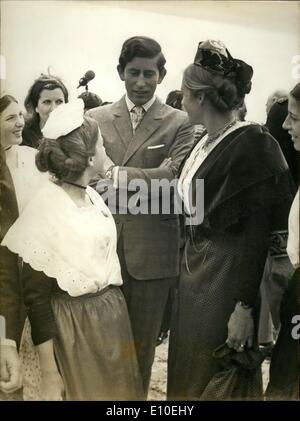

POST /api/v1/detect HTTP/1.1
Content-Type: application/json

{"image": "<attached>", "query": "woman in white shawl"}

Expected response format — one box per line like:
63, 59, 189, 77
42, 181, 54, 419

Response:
2, 100, 143, 400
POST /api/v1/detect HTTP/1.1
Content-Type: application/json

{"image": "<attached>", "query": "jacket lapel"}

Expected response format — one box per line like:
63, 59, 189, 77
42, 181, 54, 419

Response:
112, 97, 134, 151
122, 98, 164, 165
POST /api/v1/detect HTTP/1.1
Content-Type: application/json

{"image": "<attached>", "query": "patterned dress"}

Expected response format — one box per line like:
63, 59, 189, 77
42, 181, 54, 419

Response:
167, 123, 294, 400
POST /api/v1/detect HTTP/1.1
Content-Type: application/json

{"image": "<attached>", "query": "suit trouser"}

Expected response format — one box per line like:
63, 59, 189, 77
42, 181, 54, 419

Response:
117, 233, 176, 397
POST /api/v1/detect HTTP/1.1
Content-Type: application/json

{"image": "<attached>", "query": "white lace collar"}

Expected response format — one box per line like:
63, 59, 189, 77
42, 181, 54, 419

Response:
2, 181, 122, 296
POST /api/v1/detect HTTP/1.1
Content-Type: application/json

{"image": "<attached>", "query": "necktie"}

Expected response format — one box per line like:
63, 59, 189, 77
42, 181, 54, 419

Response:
131, 106, 145, 133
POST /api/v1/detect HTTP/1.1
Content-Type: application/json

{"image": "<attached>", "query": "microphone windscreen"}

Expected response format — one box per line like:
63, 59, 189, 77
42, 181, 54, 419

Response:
84, 70, 95, 82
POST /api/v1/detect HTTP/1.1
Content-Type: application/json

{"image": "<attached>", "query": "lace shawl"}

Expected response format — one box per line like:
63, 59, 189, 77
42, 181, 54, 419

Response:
2, 181, 122, 296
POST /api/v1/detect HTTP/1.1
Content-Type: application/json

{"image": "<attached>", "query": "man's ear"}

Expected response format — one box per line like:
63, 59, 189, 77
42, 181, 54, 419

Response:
158, 68, 167, 84
117, 65, 125, 81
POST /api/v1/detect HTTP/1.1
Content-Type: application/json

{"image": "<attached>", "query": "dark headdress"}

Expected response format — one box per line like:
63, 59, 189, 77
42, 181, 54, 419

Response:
193, 40, 253, 95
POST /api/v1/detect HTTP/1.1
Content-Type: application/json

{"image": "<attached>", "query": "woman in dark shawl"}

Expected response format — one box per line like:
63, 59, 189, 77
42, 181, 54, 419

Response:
167, 40, 295, 400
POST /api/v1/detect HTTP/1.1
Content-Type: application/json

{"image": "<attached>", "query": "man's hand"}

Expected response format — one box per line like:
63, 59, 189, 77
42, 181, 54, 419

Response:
0, 345, 22, 393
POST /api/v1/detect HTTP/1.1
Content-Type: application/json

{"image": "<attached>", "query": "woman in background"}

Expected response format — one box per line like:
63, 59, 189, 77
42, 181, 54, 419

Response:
21, 74, 68, 149
266, 98, 299, 186
0, 95, 48, 213
266, 82, 300, 400
0, 144, 24, 398
1, 94, 52, 400
257, 95, 299, 355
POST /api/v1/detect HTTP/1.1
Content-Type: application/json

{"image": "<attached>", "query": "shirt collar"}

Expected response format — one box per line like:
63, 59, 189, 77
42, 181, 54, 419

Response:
125, 94, 156, 113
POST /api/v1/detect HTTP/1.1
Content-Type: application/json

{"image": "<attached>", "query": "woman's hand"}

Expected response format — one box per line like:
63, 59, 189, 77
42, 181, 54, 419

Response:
226, 302, 254, 352
37, 339, 64, 400
40, 369, 65, 401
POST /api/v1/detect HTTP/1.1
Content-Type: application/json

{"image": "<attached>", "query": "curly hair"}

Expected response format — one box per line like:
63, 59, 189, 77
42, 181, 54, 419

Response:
36, 116, 98, 181
25, 75, 68, 114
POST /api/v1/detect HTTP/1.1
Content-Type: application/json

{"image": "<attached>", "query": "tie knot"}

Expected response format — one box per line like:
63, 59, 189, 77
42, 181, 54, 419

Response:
131, 106, 145, 132
133, 106, 144, 116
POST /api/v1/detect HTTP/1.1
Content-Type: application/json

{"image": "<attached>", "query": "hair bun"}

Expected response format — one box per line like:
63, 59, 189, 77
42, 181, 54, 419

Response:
234, 59, 253, 95
64, 157, 75, 169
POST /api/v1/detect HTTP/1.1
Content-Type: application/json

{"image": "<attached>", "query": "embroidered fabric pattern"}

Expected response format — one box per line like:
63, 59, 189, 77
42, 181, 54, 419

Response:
1, 183, 122, 296
130, 106, 145, 132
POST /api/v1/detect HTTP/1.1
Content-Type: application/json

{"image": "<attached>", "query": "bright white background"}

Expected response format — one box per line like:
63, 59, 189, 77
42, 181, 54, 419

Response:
0, 0, 299, 123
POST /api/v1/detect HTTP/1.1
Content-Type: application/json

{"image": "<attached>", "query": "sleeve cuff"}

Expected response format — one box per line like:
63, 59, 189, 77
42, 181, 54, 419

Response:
28, 303, 57, 346
0, 338, 17, 348
112, 166, 120, 189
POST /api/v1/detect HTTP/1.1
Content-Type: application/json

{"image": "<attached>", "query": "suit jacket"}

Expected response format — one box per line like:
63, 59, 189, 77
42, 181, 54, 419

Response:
0, 150, 24, 346
87, 96, 194, 280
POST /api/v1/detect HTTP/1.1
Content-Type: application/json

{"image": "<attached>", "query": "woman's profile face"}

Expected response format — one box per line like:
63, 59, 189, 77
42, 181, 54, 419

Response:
35, 88, 65, 128
182, 85, 202, 126
93, 131, 109, 173
0, 101, 25, 149
283, 95, 300, 151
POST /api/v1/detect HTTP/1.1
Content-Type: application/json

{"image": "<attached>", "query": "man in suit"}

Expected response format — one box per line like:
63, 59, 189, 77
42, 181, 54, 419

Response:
87, 36, 194, 396
0, 145, 23, 395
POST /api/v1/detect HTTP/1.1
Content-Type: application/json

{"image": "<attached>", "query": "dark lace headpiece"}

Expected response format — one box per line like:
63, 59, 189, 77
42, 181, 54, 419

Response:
194, 40, 253, 94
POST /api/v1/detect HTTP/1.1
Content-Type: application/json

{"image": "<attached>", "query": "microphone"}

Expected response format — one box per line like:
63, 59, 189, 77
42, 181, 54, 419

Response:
77, 70, 95, 88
